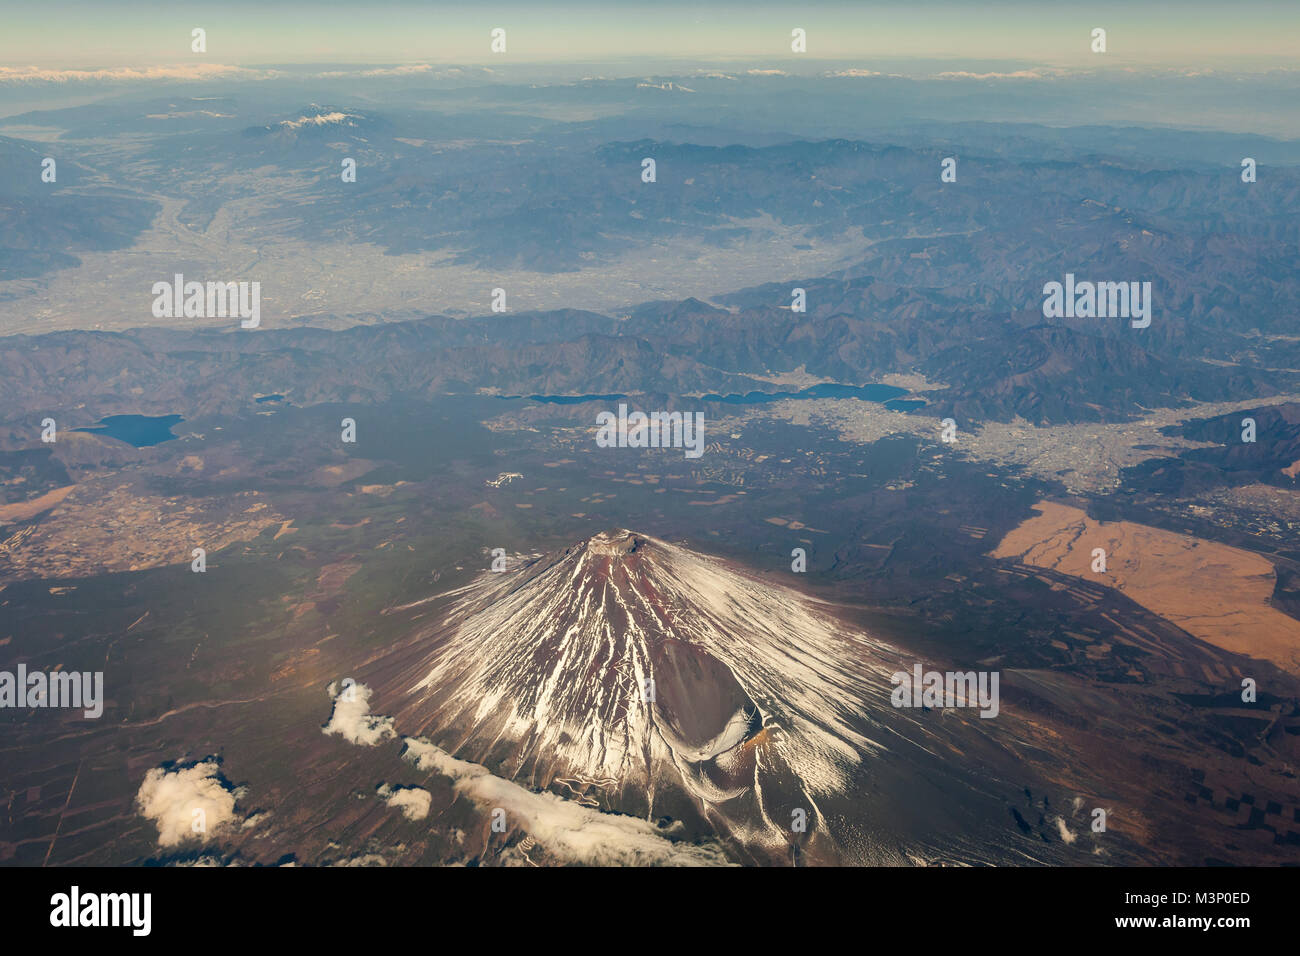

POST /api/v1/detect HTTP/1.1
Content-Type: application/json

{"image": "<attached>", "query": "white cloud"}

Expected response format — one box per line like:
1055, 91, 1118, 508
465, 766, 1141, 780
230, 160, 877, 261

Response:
330, 853, 390, 867
322, 680, 396, 746
134, 761, 244, 847
313, 65, 497, 79
377, 783, 432, 820
933, 69, 1056, 80
318, 64, 439, 78
171, 855, 245, 867
401, 736, 733, 866
1055, 817, 1078, 845
0, 64, 270, 84
316, 64, 433, 78
0, 62, 490, 86
144, 110, 234, 119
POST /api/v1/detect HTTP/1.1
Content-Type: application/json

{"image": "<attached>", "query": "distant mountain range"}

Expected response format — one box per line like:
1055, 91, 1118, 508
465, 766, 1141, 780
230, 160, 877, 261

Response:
1, 104, 1297, 424
2, 265, 1296, 430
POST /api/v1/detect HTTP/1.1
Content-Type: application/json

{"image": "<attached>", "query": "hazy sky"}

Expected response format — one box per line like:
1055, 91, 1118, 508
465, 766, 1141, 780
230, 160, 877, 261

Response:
2, 0, 1297, 68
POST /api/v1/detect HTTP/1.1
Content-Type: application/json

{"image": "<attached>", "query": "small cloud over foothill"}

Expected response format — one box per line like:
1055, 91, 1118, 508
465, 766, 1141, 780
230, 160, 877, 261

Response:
135, 760, 246, 847
376, 783, 432, 820
322, 680, 396, 746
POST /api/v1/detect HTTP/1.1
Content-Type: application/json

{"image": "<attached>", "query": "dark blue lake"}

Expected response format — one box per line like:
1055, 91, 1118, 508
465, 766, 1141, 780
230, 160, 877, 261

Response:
884, 398, 928, 411
499, 393, 628, 405
75, 414, 183, 447
506, 383, 913, 406
692, 383, 908, 404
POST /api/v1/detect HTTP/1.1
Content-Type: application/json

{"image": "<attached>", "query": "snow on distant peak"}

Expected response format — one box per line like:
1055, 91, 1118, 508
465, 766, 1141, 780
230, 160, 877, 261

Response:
278, 110, 361, 129
275, 107, 361, 130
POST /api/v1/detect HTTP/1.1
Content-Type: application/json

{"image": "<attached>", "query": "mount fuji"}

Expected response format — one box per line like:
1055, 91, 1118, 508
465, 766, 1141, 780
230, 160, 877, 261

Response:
375, 530, 1118, 865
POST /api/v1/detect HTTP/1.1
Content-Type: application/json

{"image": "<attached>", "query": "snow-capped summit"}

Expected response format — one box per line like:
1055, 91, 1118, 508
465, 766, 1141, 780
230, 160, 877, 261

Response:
392, 529, 910, 858
241, 104, 389, 146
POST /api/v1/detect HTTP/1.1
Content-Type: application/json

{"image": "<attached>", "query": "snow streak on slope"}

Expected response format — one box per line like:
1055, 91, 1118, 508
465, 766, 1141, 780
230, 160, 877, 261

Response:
405, 530, 908, 853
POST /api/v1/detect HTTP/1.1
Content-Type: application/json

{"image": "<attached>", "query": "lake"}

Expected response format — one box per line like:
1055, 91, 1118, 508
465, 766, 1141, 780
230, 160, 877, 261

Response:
505, 383, 915, 406
75, 414, 183, 447
692, 383, 907, 404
